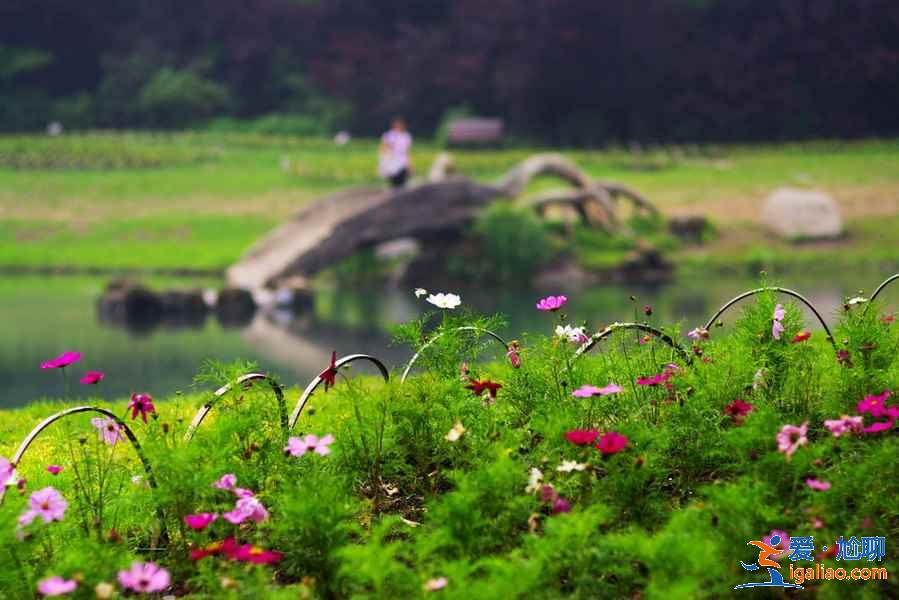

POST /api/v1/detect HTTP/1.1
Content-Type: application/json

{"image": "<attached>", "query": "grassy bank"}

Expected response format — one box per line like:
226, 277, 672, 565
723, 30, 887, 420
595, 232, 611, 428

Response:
1, 293, 897, 597
1, 133, 897, 275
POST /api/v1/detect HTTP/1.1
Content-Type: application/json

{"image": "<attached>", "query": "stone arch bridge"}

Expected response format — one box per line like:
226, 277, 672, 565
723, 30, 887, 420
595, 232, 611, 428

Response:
226, 154, 657, 289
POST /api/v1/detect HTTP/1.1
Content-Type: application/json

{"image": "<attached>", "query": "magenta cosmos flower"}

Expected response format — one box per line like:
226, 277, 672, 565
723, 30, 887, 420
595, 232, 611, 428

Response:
857, 390, 891, 417
536, 295, 567, 311
128, 393, 156, 423
79, 370, 105, 385
19, 487, 68, 525
506, 343, 521, 369
223, 495, 269, 524
636, 371, 672, 386
595, 432, 628, 455
37, 576, 77, 596
118, 562, 171, 594
46, 465, 63, 476
805, 478, 831, 492
40, 351, 81, 370
90, 417, 124, 446
184, 512, 219, 530
565, 429, 600, 445
776, 422, 808, 458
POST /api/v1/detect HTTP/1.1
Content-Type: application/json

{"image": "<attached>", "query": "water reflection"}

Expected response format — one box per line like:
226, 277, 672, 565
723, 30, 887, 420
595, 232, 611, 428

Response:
0, 273, 893, 408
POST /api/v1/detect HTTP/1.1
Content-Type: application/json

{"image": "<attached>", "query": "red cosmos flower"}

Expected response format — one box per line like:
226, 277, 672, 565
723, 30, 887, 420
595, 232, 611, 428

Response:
506, 342, 521, 369
724, 399, 754, 424
128, 393, 156, 423
595, 432, 628, 455
565, 429, 600, 445
836, 350, 853, 368
79, 370, 105, 384
791, 331, 812, 343
319, 351, 338, 391
465, 378, 502, 399
882, 314, 895, 324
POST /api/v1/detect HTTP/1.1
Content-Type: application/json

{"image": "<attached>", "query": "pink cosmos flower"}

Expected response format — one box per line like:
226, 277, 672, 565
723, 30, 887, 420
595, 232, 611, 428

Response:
184, 512, 219, 530
37, 576, 77, 596
506, 345, 521, 368
1, 456, 17, 487
79, 371, 105, 385
536, 295, 567, 311
565, 430, 600, 445
823, 415, 864, 437
806, 478, 831, 491
773, 304, 786, 322
724, 399, 754, 424
425, 577, 448, 591
791, 331, 811, 344
223, 496, 269, 524
762, 530, 791, 560
233, 487, 255, 499
772, 319, 785, 340
127, 393, 156, 423
595, 432, 628, 455
214, 473, 237, 491
46, 465, 62, 476
776, 422, 808, 458
687, 328, 709, 341
284, 434, 334, 457
118, 562, 171, 594
40, 351, 81, 370
21, 487, 68, 525
90, 417, 124, 446
571, 383, 622, 398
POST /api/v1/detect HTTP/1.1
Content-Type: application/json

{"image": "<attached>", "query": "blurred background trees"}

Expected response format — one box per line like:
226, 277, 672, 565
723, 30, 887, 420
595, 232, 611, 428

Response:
1, 0, 897, 143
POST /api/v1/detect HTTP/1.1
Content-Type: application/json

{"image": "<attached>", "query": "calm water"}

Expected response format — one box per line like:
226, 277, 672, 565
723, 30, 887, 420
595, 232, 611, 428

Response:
1, 272, 893, 408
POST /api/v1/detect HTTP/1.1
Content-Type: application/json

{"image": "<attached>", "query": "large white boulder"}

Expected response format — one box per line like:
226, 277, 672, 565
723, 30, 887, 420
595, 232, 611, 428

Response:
761, 188, 843, 240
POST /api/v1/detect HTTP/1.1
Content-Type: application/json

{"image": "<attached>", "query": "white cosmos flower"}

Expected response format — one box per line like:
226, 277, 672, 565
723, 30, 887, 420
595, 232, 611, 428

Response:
414, 288, 428, 298
525, 467, 543, 494
557, 460, 587, 473
427, 293, 461, 310
555, 324, 588, 344
848, 296, 868, 305
445, 421, 466, 442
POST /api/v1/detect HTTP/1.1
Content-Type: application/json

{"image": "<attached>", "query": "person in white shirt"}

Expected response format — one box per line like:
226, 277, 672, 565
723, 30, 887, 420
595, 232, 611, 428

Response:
378, 118, 412, 188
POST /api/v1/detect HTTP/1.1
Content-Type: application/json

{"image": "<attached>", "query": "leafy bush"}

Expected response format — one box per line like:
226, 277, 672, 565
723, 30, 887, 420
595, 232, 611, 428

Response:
1, 285, 898, 597
138, 68, 232, 128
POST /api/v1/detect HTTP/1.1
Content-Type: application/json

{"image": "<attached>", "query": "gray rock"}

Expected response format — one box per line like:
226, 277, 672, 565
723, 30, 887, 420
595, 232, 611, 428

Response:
761, 188, 843, 240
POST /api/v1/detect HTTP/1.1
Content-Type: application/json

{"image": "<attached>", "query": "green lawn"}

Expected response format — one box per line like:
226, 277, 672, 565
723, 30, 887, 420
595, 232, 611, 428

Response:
1, 133, 897, 273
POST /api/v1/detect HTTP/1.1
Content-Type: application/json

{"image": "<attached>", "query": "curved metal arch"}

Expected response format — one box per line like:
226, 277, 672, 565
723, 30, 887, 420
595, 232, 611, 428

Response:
400, 326, 510, 384
185, 373, 287, 443
574, 322, 691, 363
290, 354, 390, 429
1, 406, 158, 507
703, 286, 837, 351
863, 273, 899, 315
